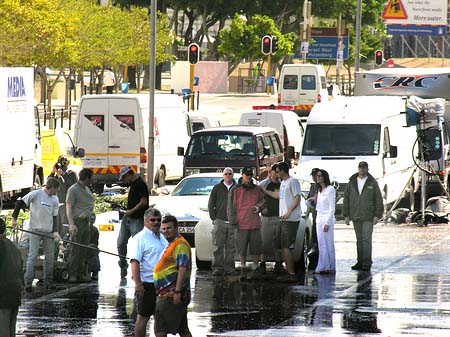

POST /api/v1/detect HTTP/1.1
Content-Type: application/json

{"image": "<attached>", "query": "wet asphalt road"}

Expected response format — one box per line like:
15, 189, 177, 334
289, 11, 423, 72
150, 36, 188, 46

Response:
16, 219, 450, 337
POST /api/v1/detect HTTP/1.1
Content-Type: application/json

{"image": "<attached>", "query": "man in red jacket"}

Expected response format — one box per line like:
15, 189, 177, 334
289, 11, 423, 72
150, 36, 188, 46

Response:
228, 167, 265, 280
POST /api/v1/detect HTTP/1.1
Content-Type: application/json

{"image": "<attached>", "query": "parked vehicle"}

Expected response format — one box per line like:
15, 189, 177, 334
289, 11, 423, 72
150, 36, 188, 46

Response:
195, 192, 313, 270
0, 67, 42, 203
239, 109, 304, 164
152, 173, 224, 247
180, 126, 291, 180
74, 94, 190, 193
188, 113, 221, 134
277, 64, 329, 116
298, 96, 419, 211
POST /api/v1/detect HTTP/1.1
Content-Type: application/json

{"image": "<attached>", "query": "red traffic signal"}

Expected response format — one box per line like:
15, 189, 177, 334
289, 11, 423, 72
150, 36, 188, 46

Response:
375, 50, 383, 66
188, 43, 200, 64
261, 35, 272, 55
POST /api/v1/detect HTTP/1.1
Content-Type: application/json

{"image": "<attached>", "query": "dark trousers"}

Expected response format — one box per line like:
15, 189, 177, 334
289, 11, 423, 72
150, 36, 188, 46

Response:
68, 218, 90, 276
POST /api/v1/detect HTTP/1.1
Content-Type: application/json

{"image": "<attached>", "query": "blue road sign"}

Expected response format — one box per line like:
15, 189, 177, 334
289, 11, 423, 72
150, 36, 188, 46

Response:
387, 24, 447, 36
294, 36, 349, 60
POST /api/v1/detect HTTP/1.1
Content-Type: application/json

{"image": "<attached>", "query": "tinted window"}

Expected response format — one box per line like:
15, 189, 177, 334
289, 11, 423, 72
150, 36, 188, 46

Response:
264, 135, 274, 155
187, 133, 255, 157
257, 136, 265, 157
301, 75, 316, 90
283, 75, 298, 89
321, 76, 327, 89
303, 125, 381, 156
270, 134, 282, 154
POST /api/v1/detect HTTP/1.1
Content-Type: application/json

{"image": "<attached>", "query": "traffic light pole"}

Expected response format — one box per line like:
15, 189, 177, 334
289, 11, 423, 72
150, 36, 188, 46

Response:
266, 54, 271, 95
189, 64, 194, 110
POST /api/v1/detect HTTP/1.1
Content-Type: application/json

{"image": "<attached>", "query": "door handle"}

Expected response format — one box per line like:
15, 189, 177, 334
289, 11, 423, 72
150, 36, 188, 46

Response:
109, 145, 120, 148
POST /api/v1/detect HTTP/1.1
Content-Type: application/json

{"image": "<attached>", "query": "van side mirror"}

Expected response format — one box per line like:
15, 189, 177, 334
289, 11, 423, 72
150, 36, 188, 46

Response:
177, 146, 185, 156
76, 148, 85, 158
388, 145, 397, 158
285, 146, 295, 160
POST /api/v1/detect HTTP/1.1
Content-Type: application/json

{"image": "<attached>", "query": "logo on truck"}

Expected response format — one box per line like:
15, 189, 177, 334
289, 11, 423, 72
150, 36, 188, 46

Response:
7, 76, 26, 98
372, 76, 439, 90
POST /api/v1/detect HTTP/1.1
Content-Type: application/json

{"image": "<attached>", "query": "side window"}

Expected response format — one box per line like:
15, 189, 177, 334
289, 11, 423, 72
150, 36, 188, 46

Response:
383, 127, 391, 154
443, 123, 449, 145
264, 135, 274, 155
270, 134, 282, 154
256, 136, 265, 157
283, 75, 298, 90
320, 76, 327, 89
301, 75, 316, 90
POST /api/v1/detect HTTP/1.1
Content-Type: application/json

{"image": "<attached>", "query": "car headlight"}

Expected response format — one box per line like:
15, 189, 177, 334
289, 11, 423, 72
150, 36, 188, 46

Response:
185, 168, 200, 176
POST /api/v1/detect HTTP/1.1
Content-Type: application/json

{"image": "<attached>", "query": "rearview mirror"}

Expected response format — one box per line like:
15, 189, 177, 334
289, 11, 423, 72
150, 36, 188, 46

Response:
76, 148, 85, 158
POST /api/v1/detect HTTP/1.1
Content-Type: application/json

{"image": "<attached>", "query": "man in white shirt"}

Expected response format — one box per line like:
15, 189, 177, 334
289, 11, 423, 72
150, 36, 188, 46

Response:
130, 208, 168, 337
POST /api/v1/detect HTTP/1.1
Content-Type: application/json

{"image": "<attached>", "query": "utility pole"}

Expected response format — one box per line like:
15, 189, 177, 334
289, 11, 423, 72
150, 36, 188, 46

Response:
355, 0, 362, 72
147, 0, 156, 191
301, 1, 312, 64
336, 15, 344, 87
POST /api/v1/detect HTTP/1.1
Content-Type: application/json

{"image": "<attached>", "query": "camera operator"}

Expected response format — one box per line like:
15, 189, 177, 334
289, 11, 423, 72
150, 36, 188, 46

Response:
49, 155, 78, 232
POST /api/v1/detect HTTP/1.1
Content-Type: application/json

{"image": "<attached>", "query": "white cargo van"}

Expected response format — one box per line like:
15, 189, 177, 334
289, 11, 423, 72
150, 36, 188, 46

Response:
239, 109, 304, 163
298, 96, 419, 210
74, 94, 190, 193
188, 113, 221, 134
278, 64, 329, 116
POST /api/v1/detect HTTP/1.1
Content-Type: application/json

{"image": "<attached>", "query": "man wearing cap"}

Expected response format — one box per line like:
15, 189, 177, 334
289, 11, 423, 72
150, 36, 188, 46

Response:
117, 166, 149, 279
228, 167, 265, 280
343, 161, 383, 271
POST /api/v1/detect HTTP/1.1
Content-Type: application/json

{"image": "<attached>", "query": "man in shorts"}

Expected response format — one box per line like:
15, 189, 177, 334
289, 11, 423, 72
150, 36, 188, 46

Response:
154, 215, 192, 337
228, 167, 265, 280
129, 208, 168, 337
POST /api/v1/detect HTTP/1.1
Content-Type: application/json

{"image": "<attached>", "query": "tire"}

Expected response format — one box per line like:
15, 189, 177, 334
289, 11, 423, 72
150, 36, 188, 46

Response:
294, 232, 309, 274
92, 183, 104, 194
59, 268, 70, 282
195, 256, 211, 270
154, 167, 166, 188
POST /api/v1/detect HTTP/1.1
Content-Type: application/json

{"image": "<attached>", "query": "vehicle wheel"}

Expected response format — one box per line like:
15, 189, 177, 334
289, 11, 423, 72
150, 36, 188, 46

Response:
92, 183, 104, 194
294, 232, 309, 274
195, 256, 211, 270
59, 268, 70, 282
154, 167, 166, 188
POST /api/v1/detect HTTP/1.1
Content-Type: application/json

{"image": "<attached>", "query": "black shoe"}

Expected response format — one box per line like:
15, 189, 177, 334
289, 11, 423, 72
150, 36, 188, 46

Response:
256, 262, 266, 275
351, 263, 362, 271
36, 279, 44, 287
273, 262, 285, 275
360, 266, 371, 272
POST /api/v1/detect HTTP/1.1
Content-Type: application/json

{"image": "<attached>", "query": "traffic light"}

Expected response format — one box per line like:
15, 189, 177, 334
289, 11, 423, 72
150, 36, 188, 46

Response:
261, 35, 272, 55
271, 36, 278, 54
375, 50, 383, 66
384, 45, 392, 60
188, 43, 200, 64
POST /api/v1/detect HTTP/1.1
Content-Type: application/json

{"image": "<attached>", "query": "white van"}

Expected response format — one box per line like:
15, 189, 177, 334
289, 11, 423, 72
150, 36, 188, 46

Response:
239, 109, 304, 163
188, 113, 221, 134
297, 96, 419, 210
74, 94, 190, 193
278, 64, 329, 116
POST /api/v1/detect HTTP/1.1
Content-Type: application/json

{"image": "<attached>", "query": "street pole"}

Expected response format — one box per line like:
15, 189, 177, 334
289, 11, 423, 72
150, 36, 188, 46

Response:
147, 0, 156, 191
336, 14, 342, 87
189, 64, 194, 110
266, 54, 271, 95
355, 0, 362, 72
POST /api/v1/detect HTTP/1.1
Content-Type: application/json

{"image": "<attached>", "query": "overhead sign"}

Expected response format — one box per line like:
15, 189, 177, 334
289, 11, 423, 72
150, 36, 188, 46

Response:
382, 0, 407, 20
387, 24, 447, 36
383, 0, 447, 26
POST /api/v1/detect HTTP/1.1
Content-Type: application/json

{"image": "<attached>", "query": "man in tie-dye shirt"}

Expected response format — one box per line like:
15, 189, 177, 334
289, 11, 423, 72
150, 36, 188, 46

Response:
153, 215, 192, 337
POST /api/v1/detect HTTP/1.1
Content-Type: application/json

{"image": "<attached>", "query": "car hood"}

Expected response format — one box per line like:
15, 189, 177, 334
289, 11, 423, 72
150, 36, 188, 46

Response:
153, 195, 210, 221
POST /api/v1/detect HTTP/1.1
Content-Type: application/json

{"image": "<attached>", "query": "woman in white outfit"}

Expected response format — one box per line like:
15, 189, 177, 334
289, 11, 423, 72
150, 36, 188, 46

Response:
314, 169, 336, 274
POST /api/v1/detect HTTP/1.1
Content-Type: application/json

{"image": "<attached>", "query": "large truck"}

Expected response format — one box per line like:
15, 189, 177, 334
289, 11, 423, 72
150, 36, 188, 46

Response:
0, 67, 38, 204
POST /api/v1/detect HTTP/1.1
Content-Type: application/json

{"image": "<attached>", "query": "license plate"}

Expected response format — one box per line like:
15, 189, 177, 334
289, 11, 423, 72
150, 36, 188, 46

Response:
179, 226, 195, 234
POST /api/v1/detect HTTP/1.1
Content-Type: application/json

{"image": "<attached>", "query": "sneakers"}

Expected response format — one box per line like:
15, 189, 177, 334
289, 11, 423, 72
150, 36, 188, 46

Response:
24, 282, 33, 292
256, 262, 266, 275
276, 273, 297, 283
212, 269, 223, 277
273, 262, 285, 275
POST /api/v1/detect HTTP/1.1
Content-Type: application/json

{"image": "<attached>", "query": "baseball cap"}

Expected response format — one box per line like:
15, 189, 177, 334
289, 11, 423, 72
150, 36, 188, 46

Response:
358, 161, 368, 168
310, 168, 320, 176
119, 166, 133, 181
242, 167, 254, 176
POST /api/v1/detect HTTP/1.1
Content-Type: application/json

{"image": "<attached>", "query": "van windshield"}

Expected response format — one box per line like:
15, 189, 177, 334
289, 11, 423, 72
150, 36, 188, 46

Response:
302, 125, 381, 156
187, 133, 256, 157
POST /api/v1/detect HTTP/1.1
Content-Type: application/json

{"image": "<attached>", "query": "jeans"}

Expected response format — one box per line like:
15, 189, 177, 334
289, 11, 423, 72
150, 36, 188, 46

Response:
353, 220, 374, 268
117, 215, 144, 266
68, 218, 90, 277
0, 307, 18, 337
25, 230, 55, 283
211, 219, 236, 272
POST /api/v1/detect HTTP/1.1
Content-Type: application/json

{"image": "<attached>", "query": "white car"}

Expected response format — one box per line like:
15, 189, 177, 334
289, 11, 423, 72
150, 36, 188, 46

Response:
152, 173, 225, 247
195, 192, 314, 270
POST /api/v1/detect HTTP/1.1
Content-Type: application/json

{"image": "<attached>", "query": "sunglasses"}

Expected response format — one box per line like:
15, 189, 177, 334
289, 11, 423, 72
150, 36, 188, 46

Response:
224, 173, 233, 176
148, 218, 161, 222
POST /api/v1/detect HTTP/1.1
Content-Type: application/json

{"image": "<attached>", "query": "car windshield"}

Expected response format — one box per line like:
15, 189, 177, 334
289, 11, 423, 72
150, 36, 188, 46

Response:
186, 133, 256, 158
172, 176, 223, 196
302, 124, 381, 156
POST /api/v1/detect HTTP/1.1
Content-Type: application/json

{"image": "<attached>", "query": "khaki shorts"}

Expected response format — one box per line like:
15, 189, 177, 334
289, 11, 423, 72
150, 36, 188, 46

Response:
274, 220, 299, 249
154, 296, 190, 335
237, 228, 262, 256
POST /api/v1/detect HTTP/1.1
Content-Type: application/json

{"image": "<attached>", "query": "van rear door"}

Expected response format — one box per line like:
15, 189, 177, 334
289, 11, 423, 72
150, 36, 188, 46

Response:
281, 66, 321, 106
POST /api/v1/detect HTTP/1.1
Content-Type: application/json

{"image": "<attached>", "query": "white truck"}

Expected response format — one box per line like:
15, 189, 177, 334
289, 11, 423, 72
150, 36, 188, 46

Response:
0, 67, 37, 204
